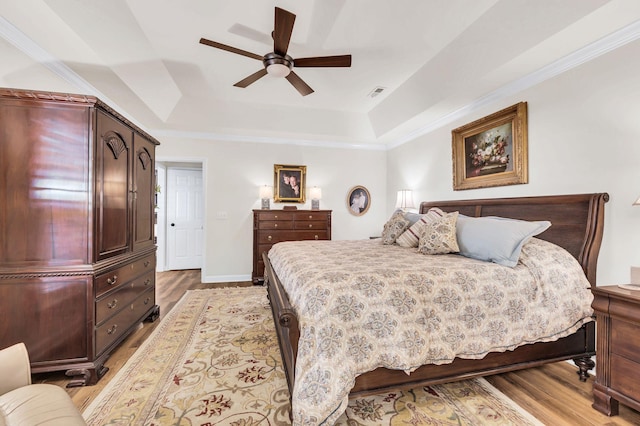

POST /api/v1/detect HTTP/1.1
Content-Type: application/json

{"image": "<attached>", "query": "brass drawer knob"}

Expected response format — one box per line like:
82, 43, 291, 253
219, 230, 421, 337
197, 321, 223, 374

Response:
309, 215, 313, 219
107, 275, 118, 286
274, 223, 278, 228
309, 224, 313, 228
144, 260, 150, 267
107, 299, 118, 309
144, 278, 151, 286
274, 215, 278, 219
315, 235, 319, 240
268, 235, 272, 241
107, 324, 118, 335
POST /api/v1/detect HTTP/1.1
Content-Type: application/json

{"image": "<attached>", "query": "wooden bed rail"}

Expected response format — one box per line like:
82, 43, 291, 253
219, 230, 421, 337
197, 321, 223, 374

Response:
263, 251, 299, 392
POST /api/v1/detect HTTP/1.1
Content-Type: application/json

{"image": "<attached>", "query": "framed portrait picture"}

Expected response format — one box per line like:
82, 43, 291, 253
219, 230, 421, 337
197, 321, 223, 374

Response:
347, 186, 370, 216
452, 102, 528, 191
273, 164, 306, 203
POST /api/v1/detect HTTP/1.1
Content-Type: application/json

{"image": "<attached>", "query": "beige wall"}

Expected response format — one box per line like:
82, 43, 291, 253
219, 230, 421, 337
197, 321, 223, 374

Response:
157, 139, 387, 281
387, 38, 640, 286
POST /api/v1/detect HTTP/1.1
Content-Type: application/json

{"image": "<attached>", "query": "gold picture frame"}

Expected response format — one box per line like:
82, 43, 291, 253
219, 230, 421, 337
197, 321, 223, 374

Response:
346, 185, 370, 216
452, 102, 528, 191
273, 164, 306, 203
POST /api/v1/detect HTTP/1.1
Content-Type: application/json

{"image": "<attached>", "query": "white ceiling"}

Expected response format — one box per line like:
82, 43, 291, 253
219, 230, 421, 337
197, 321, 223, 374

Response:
2, 0, 640, 148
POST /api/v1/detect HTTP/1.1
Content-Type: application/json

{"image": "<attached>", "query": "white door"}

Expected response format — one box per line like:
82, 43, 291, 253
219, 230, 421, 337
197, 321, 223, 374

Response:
166, 168, 203, 270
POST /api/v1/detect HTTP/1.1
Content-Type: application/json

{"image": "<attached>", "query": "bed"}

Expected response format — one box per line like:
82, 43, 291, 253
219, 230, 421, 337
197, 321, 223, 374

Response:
263, 193, 608, 424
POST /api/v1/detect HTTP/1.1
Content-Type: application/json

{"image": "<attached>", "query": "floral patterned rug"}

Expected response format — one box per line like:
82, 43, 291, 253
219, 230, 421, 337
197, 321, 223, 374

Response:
83, 287, 543, 425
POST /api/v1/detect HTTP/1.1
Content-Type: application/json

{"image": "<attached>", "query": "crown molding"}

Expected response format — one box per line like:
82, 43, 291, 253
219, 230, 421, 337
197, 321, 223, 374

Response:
386, 19, 640, 149
150, 129, 387, 151
3, 15, 639, 152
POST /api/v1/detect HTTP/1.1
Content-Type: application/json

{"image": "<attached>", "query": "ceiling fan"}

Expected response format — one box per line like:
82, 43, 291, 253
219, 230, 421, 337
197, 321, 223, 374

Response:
199, 7, 352, 96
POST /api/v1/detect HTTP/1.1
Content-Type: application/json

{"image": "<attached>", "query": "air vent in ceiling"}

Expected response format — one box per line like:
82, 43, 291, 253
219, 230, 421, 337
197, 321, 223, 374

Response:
368, 86, 386, 98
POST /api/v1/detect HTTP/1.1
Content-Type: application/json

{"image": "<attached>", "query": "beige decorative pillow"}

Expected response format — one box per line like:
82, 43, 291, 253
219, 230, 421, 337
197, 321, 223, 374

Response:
417, 211, 460, 255
396, 207, 446, 248
381, 211, 410, 245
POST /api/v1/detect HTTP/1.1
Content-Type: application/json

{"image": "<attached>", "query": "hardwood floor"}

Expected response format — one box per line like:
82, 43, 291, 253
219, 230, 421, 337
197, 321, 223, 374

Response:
35, 269, 640, 425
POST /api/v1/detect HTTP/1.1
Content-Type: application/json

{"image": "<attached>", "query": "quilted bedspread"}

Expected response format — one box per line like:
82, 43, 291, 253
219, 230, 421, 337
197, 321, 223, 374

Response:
268, 238, 594, 425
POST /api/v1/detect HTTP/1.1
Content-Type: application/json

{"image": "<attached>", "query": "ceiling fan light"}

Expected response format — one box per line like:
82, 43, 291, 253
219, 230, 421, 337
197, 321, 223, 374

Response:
266, 63, 291, 78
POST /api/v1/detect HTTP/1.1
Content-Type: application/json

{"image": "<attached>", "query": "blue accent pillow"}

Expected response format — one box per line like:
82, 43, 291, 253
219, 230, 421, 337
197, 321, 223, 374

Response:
456, 215, 551, 267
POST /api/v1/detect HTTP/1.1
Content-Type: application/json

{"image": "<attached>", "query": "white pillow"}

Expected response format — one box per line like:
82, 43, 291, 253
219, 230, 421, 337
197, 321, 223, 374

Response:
456, 215, 551, 267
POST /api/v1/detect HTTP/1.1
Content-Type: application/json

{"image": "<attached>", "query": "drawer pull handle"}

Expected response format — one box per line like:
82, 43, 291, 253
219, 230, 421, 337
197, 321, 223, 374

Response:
107, 324, 118, 335
274, 215, 278, 219
309, 215, 313, 219
309, 224, 313, 228
107, 275, 118, 286
315, 235, 319, 240
107, 299, 118, 309
144, 297, 151, 305
267, 235, 272, 241
274, 223, 278, 228
144, 260, 150, 267
144, 278, 151, 286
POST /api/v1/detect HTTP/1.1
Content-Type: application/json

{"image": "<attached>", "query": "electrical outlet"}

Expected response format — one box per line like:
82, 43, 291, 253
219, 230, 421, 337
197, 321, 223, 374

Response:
216, 211, 228, 220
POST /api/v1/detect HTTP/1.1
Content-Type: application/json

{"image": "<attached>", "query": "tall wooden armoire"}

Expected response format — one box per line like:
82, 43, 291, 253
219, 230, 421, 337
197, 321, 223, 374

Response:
0, 88, 160, 386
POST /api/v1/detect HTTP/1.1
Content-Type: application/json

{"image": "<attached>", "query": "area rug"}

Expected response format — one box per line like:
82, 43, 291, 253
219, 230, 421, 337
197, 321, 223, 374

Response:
83, 287, 543, 425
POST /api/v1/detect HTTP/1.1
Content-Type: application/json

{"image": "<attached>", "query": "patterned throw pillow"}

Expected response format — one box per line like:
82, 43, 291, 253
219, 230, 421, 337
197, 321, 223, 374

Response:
381, 211, 410, 245
396, 207, 446, 248
417, 211, 460, 255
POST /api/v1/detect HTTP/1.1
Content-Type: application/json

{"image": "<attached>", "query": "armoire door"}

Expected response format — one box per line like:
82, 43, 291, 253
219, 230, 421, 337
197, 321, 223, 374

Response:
132, 133, 156, 251
95, 110, 133, 260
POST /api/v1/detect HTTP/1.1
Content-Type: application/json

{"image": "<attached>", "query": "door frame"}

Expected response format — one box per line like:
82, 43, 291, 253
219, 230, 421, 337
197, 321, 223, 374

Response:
156, 156, 207, 283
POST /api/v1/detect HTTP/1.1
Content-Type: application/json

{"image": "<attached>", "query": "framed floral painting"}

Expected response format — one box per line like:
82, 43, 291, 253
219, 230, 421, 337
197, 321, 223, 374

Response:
273, 164, 306, 203
452, 102, 528, 190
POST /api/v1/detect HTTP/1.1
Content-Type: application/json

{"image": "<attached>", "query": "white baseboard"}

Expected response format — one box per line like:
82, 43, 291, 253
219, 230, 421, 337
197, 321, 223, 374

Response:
203, 274, 252, 283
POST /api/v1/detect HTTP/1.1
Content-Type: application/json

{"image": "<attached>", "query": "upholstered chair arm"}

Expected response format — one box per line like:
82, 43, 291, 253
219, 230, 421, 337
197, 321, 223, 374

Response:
0, 343, 32, 395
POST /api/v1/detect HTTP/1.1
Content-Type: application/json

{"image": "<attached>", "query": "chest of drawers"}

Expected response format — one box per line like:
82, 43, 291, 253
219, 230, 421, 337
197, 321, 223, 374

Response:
592, 285, 640, 416
252, 209, 331, 284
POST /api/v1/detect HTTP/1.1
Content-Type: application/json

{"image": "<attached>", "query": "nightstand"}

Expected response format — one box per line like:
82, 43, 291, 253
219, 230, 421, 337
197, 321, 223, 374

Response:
592, 285, 640, 416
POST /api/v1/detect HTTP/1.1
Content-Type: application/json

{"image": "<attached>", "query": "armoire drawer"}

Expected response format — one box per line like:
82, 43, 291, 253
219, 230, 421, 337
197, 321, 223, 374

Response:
95, 254, 155, 297
95, 270, 155, 325
95, 287, 155, 356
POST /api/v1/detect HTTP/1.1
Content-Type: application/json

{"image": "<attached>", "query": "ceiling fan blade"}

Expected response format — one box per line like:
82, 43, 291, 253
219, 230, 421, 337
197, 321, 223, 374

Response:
233, 69, 268, 88
199, 38, 263, 61
228, 23, 272, 45
294, 55, 352, 67
273, 7, 296, 56
285, 71, 314, 96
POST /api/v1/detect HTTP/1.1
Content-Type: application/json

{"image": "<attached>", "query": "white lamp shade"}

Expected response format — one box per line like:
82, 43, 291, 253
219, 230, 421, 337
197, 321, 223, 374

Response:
259, 185, 273, 199
310, 186, 322, 200
395, 190, 415, 210
266, 63, 291, 78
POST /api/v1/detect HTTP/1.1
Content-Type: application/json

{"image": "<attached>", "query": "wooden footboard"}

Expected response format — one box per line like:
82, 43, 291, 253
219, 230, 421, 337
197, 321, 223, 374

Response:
264, 253, 299, 392
263, 192, 608, 400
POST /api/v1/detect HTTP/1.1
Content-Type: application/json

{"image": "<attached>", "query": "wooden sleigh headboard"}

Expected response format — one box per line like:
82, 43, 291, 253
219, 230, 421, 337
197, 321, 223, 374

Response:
420, 193, 609, 286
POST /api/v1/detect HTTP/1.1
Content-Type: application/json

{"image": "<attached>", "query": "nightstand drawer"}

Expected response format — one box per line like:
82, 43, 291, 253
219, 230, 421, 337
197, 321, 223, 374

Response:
611, 354, 640, 402
611, 318, 640, 363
